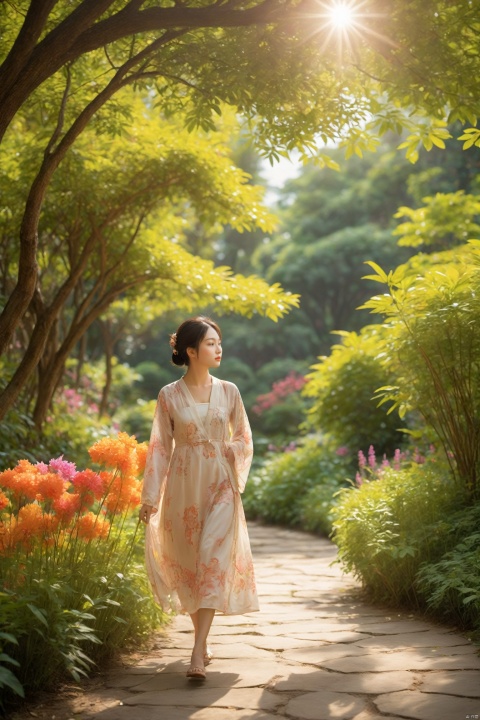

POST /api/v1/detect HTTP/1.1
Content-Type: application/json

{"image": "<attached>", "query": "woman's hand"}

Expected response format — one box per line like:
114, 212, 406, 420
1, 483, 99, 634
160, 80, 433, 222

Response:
139, 503, 157, 524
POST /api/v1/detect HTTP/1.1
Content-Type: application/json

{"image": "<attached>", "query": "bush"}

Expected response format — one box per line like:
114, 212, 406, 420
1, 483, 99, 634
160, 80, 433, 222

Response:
134, 362, 172, 400
118, 399, 157, 443
243, 438, 352, 529
304, 325, 407, 457
300, 479, 346, 536
332, 462, 462, 607
416, 503, 480, 634
0, 434, 166, 709
362, 242, 480, 501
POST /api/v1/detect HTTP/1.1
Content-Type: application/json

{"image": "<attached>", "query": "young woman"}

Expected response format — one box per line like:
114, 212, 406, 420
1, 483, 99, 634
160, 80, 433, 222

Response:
139, 316, 259, 680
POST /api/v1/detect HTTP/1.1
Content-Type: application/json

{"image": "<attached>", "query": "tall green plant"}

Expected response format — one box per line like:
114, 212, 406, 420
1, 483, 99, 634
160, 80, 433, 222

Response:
361, 241, 480, 501
303, 325, 406, 456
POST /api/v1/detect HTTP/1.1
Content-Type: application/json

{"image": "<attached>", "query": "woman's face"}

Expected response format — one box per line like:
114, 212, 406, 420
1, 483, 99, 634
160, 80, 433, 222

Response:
189, 326, 222, 368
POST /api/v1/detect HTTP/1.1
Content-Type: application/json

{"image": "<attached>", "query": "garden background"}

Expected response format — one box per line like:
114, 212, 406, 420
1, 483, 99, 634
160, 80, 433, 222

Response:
1, 0, 480, 711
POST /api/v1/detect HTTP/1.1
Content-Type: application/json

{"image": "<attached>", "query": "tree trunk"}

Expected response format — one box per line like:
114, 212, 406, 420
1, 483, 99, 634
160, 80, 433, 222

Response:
99, 321, 114, 418
31, 277, 148, 428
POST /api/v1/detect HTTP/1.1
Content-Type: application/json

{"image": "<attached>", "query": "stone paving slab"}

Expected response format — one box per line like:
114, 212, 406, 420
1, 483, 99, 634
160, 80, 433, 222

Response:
418, 669, 480, 697
121, 687, 283, 711
321, 648, 480, 673
271, 667, 418, 693
376, 690, 478, 719
286, 690, 367, 719
9, 522, 480, 720
355, 631, 476, 649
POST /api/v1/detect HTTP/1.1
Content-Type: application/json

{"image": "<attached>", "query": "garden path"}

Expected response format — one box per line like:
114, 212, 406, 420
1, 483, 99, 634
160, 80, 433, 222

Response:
13, 523, 480, 720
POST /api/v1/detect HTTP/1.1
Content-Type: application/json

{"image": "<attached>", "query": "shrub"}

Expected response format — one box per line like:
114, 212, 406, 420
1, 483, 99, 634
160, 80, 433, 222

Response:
362, 241, 480, 501
332, 461, 462, 606
300, 478, 346, 536
118, 399, 157, 443
304, 325, 407, 457
416, 503, 480, 634
134, 361, 172, 400
0, 434, 165, 708
243, 438, 352, 528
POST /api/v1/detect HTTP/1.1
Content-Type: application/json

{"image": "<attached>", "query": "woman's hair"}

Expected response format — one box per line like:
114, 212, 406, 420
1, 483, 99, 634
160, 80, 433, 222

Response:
169, 316, 221, 367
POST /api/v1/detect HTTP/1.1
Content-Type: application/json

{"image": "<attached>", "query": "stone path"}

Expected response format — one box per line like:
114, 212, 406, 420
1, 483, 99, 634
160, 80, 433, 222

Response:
14, 523, 480, 720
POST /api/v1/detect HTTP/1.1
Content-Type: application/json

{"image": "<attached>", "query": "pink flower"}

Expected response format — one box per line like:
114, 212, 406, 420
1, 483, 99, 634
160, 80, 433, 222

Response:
35, 462, 49, 475
49, 456, 77, 481
368, 445, 376, 469
336, 446, 349, 456
413, 447, 425, 464
355, 472, 363, 487
382, 454, 390, 468
358, 450, 366, 469
393, 448, 401, 470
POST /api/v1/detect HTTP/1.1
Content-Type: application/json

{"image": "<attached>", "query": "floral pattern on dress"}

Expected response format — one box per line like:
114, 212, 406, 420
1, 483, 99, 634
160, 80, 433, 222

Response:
182, 504, 202, 545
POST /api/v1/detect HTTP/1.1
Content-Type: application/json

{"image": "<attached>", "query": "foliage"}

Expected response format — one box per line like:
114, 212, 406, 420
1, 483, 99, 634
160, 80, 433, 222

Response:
134, 362, 172, 401
361, 239, 480, 500
416, 503, 480, 634
0, 100, 299, 426
394, 191, 480, 249
0, 434, 165, 706
299, 478, 346, 537
118, 400, 157, 444
304, 325, 407, 457
243, 438, 352, 528
332, 462, 462, 606
256, 225, 411, 354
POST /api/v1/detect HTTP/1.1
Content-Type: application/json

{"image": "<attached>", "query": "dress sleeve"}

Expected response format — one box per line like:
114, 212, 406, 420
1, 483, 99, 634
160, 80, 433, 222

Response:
226, 385, 253, 494
141, 388, 174, 507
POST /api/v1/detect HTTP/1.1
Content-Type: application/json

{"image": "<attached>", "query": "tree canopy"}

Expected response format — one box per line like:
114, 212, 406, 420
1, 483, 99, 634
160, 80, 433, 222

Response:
1, 0, 480, 429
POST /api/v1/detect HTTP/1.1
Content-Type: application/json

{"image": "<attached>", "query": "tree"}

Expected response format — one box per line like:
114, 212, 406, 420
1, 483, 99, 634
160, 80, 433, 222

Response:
0, 99, 298, 425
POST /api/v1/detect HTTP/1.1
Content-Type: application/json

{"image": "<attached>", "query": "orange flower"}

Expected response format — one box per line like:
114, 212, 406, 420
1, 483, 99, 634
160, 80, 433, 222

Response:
136, 442, 148, 474
89, 432, 140, 475
40, 512, 60, 537
76, 511, 110, 540
12, 503, 44, 551
53, 492, 81, 524
0, 490, 9, 511
0, 460, 40, 501
104, 475, 141, 514
17, 502, 43, 532
37, 472, 65, 501
99, 470, 115, 494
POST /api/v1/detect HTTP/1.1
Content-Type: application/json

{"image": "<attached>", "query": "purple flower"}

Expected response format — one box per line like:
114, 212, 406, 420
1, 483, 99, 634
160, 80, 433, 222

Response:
393, 448, 401, 470
49, 455, 77, 481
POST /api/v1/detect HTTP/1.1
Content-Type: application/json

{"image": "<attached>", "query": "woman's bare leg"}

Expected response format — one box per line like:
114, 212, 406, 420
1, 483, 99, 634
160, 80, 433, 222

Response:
189, 608, 215, 670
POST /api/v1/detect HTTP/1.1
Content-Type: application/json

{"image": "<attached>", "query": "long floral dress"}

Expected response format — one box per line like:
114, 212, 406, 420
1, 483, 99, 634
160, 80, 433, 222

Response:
141, 376, 259, 616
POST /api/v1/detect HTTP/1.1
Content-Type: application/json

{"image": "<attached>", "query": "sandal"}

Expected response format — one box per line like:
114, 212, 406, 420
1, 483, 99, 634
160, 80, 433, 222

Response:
204, 646, 214, 665
186, 665, 206, 680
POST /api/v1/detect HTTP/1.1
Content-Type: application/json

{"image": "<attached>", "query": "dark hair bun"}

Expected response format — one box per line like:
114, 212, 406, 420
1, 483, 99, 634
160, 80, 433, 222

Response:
169, 317, 221, 368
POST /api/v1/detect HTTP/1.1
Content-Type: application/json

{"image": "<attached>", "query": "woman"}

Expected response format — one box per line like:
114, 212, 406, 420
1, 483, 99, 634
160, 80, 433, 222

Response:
139, 316, 259, 680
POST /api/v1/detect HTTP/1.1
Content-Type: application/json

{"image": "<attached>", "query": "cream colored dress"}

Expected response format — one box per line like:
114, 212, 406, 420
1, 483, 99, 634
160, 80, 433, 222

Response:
141, 376, 259, 615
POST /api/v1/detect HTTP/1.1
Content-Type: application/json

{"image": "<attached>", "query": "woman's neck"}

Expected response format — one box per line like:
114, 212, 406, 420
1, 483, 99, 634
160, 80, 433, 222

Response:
183, 367, 211, 387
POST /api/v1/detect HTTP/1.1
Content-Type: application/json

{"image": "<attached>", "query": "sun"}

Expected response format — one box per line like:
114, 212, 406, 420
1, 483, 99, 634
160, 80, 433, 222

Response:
328, 2, 356, 29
